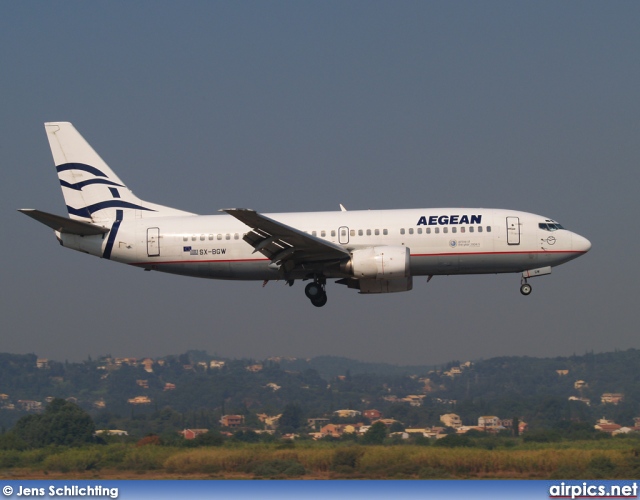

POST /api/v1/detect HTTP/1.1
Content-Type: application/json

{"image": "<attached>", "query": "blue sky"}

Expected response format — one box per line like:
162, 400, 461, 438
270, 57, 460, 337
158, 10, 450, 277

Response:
1, 1, 638, 365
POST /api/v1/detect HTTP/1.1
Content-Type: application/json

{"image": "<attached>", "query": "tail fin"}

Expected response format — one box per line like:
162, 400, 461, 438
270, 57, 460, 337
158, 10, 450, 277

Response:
45, 122, 194, 222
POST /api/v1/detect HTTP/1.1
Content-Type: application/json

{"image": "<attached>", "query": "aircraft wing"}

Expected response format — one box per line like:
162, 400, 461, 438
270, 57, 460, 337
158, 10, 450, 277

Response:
221, 208, 350, 265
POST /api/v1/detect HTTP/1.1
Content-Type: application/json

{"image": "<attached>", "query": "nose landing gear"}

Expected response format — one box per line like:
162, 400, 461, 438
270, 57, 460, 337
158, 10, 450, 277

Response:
305, 278, 328, 307
520, 277, 532, 296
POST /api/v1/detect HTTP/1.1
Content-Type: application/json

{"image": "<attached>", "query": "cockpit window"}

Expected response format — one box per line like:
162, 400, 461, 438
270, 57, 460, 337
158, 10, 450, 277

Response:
539, 222, 565, 231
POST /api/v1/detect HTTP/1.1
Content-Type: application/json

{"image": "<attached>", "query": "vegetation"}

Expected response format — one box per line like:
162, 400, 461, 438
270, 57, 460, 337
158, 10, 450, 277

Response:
1, 349, 640, 479
1, 437, 640, 479
12, 399, 95, 448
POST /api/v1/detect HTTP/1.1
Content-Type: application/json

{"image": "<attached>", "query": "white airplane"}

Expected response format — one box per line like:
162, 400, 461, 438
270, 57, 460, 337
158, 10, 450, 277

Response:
20, 122, 591, 307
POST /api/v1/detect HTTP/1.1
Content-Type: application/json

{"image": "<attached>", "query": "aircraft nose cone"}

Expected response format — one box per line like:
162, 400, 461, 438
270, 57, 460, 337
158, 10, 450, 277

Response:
573, 233, 592, 253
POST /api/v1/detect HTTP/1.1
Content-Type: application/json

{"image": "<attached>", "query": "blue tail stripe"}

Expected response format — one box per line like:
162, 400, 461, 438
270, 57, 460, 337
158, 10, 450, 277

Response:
57, 163, 108, 177
66, 200, 155, 217
60, 179, 124, 191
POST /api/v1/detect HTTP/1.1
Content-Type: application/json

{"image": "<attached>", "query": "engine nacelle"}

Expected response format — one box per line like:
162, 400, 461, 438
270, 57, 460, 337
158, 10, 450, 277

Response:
347, 246, 410, 279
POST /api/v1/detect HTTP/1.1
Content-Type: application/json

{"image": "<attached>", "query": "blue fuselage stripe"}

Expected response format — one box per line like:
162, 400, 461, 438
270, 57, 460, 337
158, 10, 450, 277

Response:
103, 210, 124, 260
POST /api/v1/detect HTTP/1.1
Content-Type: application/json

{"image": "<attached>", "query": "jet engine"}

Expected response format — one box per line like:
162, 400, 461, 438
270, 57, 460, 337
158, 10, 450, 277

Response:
346, 245, 410, 279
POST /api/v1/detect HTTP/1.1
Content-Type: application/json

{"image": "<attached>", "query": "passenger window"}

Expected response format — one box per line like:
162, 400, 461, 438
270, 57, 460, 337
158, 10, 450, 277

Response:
426, 228, 431, 234
321, 230, 326, 237
417, 228, 422, 234
400, 228, 405, 235
358, 229, 363, 236
234, 233, 239, 239
331, 230, 336, 237
312, 231, 317, 237
200, 235, 205, 241
452, 227, 457, 233
366, 229, 371, 236
350, 229, 355, 237
409, 228, 414, 235
217, 234, 222, 240
435, 228, 440, 234
487, 226, 491, 233
226, 234, 230, 240
478, 226, 483, 233
375, 229, 380, 236
443, 227, 448, 234
383, 229, 388, 235
191, 236, 196, 241
209, 234, 213, 240
183, 236, 188, 242
460, 227, 465, 233
469, 227, 474, 233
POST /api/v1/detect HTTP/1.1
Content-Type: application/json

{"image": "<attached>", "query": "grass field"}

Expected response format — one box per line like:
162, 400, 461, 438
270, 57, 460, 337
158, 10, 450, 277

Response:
2, 440, 640, 479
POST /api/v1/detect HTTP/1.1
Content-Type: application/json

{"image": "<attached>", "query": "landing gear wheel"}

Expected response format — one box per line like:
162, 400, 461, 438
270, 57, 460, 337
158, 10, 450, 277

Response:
520, 283, 532, 296
305, 282, 323, 300
311, 293, 328, 307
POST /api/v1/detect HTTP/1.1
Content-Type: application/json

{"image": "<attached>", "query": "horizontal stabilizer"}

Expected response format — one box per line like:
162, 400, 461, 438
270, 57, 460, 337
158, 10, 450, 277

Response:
18, 209, 109, 236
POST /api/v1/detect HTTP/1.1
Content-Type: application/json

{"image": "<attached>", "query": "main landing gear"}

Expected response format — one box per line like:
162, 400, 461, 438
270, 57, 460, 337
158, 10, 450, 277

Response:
305, 278, 327, 307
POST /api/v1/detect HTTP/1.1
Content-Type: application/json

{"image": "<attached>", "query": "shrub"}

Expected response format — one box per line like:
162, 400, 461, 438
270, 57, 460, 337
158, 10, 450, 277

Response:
331, 447, 364, 472
433, 434, 473, 448
251, 459, 306, 478
43, 449, 101, 472
587, 455, 617, 478
136, 435, 162, 447
523, 430, 562, 443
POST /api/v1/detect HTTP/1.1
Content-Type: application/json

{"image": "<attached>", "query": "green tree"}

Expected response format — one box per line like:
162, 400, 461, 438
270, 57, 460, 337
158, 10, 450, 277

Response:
12, 399, 95, 448
278, 404, 304, 433
362, 421, 386, 445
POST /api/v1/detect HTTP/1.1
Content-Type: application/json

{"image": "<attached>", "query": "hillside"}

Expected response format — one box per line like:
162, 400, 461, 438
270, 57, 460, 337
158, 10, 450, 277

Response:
1, 349, 639, 435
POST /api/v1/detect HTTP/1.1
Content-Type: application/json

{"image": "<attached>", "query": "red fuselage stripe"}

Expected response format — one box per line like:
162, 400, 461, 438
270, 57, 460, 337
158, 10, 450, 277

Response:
130, 250, 586, 267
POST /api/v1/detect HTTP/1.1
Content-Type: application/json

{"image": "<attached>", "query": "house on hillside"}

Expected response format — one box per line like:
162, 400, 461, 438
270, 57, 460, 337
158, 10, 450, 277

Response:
320, 424, 344, 438
371, 418, 401, 428
257, 413, 282, 429
478, 416, 500, 429
180, 429, 209, 440
595, 418, 621, 434
568, 396, 591, 406
220, 415, 244, 428
334, 409, 361, 418
127, 396, 151, 404
17, 400, 42, 411
363, 409, 382, 420
95, 429, 128, 436
401, 395, 425, 406
440, 413, 462, 428
601, 393, 624, 405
